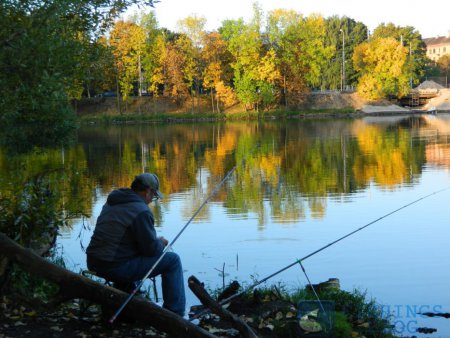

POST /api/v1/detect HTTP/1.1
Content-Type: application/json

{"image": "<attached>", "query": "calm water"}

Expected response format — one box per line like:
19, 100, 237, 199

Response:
6, 114, 450, 336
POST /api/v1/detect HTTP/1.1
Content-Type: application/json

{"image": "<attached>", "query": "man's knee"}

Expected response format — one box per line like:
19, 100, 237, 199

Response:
164, 252, 182, 268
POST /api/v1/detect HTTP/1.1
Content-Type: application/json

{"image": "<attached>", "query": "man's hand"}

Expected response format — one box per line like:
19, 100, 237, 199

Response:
159, 236, 169, 246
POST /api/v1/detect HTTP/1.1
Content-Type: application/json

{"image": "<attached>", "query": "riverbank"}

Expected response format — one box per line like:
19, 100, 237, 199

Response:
76, 92, 430, 124
0, 276, 395, 338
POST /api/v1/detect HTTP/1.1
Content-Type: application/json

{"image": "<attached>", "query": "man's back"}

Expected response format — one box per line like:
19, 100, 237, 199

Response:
87, 188, 161, 264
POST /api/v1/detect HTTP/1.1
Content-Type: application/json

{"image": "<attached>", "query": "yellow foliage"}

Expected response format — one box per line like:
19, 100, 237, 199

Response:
203, 62, 222, 89
356, 74, 383, 100
258, 154, 281, 186
353, 124, 408, 186
109, 20, 146, 100
148, 34, 167, 96
215, 81, 236, 107
216, 131, 237, 157
352, 37, 409, 100
257, 49, 281, 83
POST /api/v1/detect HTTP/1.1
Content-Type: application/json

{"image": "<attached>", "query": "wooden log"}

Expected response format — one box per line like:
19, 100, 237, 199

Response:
0, 232, 216, 338
217, 280, 240, 302
188, 275, 259, 338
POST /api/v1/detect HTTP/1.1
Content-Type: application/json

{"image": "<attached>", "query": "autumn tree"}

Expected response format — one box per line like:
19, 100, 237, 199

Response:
353, 37, 410, 100
176, 15, 206, 49
136, 12, 167, 98
299, 14, 334, 89
176, 15, 207, 112
201, 32, 235, 112
220, 4, 281, 111
266, 10, 332, 106
158, 35, 195, 105
266, 9, 301, 106
220, 18, 261, 110
109, 20, 146, 100
372, 23, 426, 88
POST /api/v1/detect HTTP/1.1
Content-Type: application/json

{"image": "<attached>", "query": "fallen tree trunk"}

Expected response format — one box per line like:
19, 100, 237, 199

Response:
188, 276, 259, 338
0, 233, 215, 338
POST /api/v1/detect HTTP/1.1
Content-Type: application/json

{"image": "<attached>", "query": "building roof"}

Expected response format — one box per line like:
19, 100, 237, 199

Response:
424, 35, 450, 46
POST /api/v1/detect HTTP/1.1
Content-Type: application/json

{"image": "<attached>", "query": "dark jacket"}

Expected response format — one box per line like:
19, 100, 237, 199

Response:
86, 188, 164, 267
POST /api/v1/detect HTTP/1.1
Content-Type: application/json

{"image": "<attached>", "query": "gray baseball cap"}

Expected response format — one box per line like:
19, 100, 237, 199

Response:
134, 173, 163, 199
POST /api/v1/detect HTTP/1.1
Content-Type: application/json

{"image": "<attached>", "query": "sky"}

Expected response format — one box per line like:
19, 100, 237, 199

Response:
127, 0, 449, 39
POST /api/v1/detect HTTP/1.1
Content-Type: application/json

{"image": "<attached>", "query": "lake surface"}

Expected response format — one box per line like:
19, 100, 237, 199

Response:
5, 114, 450, 336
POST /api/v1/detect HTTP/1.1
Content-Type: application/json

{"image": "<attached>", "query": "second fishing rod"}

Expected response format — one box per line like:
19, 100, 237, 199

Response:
190, 185, 450, 320
109, 145, 257, 323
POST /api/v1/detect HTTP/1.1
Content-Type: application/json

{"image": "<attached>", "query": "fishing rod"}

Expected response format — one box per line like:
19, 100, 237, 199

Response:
191, 185, 450, 320
110, 145, 257, 323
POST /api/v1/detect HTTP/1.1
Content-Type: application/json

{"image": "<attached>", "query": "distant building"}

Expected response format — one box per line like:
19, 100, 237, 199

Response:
424, 30, 450, 62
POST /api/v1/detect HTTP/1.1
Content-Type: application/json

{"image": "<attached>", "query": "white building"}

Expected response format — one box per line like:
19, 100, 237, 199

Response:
424, 30, 450, 62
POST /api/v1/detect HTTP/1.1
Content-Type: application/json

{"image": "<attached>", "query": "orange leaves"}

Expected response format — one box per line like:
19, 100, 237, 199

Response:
203, 62, 222, 89
164, 43, 190, 98
215, 81, 236, 107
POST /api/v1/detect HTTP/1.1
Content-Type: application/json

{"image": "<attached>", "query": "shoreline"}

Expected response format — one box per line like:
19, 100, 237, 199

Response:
79, 108, 446, 125
76, 90, 450, 124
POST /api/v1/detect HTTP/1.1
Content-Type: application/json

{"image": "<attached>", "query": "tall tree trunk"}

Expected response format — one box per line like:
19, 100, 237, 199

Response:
283, 73, 288, 109
116, 73, 121, 114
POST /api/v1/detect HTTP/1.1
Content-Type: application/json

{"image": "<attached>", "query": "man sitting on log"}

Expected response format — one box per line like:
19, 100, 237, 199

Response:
86, 173, 186, 316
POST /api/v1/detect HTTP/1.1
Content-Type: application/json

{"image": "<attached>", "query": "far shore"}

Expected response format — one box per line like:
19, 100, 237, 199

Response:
75, 91, 450, 124
77, 106, 440, 125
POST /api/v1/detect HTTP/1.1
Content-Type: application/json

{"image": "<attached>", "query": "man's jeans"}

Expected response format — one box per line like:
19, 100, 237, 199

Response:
91, 252, 186, 316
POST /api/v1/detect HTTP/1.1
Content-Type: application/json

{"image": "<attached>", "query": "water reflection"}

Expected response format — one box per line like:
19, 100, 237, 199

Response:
2, 115, 449, 229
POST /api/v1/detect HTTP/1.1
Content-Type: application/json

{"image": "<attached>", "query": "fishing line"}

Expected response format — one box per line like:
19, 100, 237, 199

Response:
191, 185, 450, 320
298, 261, 332, 332
110, 144, 258, 323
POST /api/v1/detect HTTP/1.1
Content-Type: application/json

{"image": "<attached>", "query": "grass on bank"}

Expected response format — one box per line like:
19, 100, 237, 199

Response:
233, 282, 395, 338
4, 264, 395, 337
78, 107, 358, 124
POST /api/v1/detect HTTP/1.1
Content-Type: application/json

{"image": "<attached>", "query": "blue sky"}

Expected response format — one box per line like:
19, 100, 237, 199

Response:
127, 0, 449, 39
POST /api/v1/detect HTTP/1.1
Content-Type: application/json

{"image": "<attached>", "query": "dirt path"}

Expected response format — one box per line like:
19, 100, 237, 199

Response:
424, 89, 450, 112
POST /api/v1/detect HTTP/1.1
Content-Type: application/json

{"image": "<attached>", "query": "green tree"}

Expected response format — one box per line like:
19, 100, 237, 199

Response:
0, 0, 157, 151
80, 37, 116, 98
220, 5, 283, 111
220, 17, 262, 109
139, 12, 165, 96
437, 55, 450, 87
299, 14, 334, 89
266, 10, 332, 105
321, 16, 368, 90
